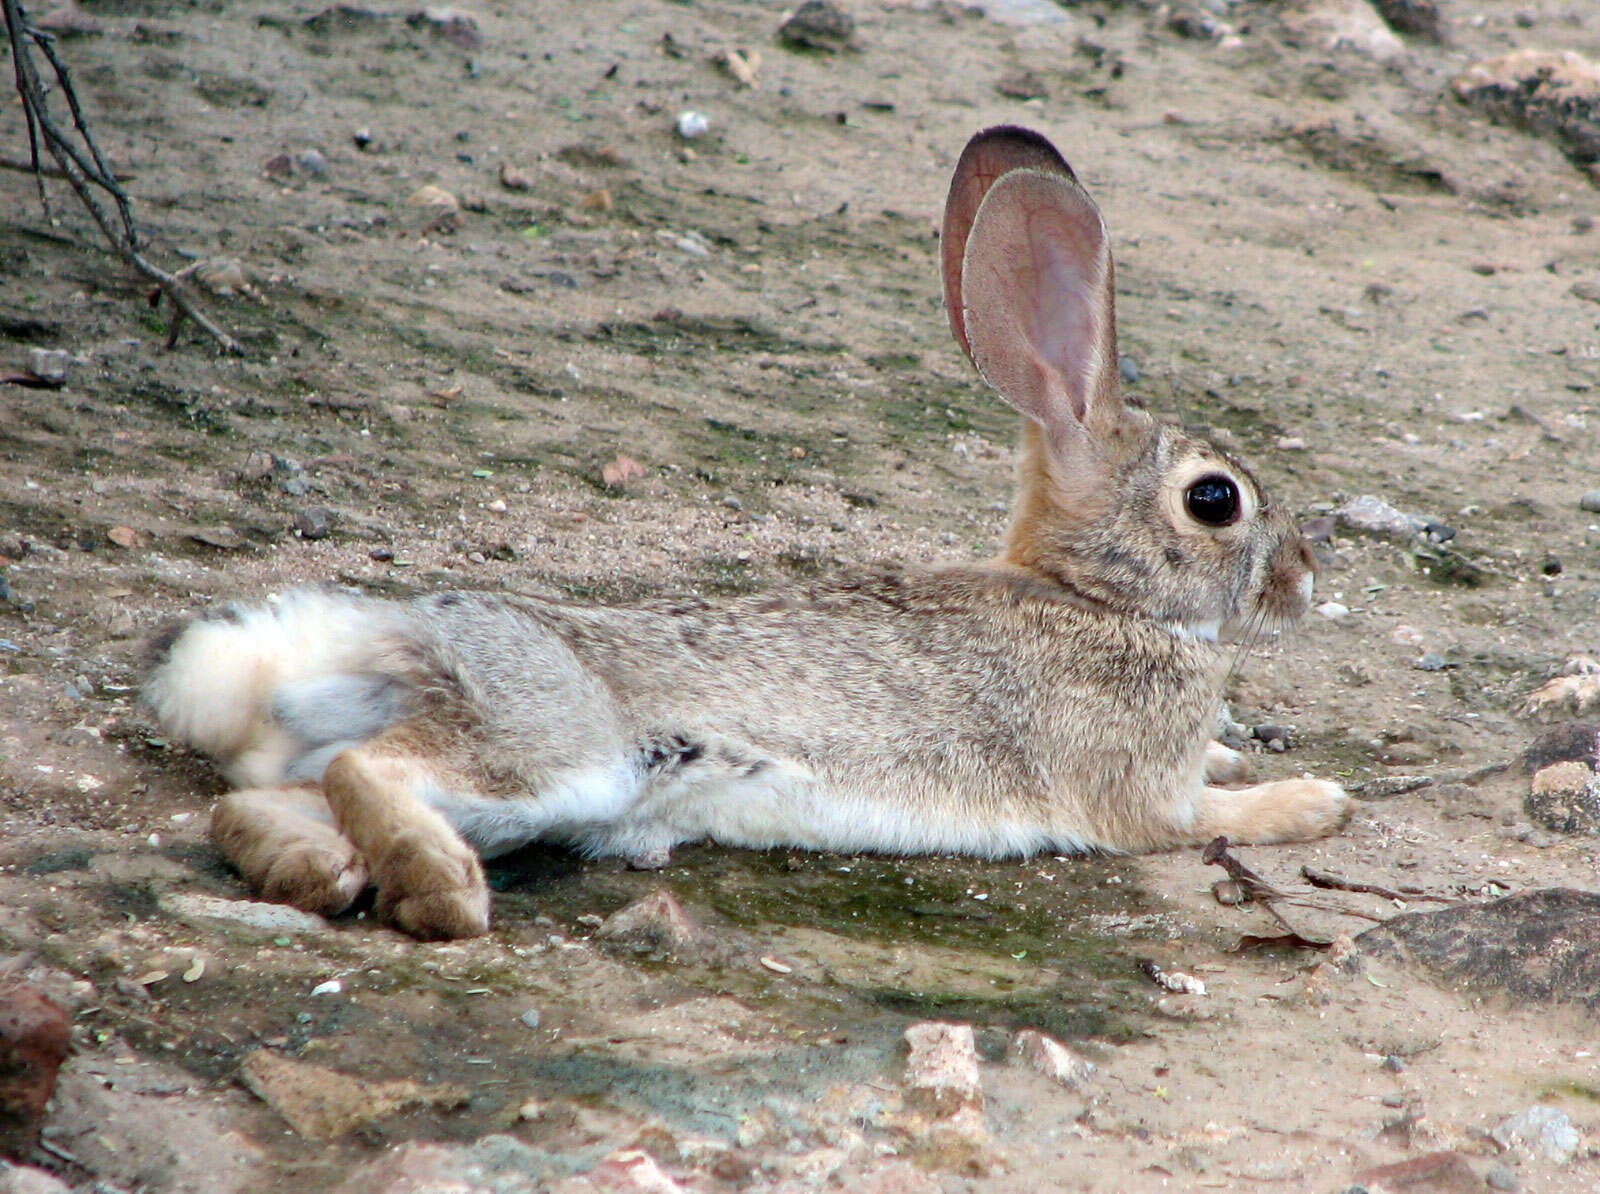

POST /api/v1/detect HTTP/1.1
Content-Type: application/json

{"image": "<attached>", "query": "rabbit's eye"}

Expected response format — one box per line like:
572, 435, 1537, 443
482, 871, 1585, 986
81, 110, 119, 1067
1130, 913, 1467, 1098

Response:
1185, 475, 1240, 527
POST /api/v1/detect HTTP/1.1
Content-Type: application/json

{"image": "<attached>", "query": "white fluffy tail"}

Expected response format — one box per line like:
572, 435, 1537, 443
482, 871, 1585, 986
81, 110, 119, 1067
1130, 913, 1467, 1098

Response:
142, 590, 401, 789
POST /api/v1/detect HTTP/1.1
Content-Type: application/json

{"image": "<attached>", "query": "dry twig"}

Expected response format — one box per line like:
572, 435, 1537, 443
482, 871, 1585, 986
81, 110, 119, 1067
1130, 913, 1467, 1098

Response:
1, 0, 241, 352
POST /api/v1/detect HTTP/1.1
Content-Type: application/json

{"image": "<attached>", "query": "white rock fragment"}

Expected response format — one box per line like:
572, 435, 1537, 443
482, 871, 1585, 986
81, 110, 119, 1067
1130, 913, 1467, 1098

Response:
1333, 494, 1422, 538
1315, 601, 1351, 622
310, 979, 343, 996
1491, 1104, 1580, 1165
675, 111, 710, 139
903, 1021, 983, 1115
1140, 959, 1207, 995
1009, 1029, 1097, 1090
1280, 0, 1403, 60
159, 892, 329, 934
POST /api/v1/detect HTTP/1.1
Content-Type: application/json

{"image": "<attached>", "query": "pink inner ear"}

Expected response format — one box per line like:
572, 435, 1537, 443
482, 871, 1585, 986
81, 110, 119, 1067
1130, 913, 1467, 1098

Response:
941, 127, 1076, 364
960, 169, 1114, 434
1023, 220, 1109, 422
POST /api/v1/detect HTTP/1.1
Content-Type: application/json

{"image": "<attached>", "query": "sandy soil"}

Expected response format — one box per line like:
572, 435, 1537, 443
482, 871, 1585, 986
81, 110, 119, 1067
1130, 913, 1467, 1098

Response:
3, 0, 1600, 1190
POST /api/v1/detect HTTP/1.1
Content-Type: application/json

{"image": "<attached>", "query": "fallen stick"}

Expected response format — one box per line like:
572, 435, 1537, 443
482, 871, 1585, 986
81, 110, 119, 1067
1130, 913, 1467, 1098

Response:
1, 0, 240, 353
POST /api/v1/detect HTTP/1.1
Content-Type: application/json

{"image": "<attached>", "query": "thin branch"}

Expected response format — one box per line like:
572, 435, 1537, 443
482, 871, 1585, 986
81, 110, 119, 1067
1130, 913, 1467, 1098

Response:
1, 0, 241, 353
1, 154, 134, 180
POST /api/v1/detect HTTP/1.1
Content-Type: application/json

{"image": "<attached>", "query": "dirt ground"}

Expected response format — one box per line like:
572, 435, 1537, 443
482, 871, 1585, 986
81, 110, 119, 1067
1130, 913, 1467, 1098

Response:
3, 0, 1600, 1189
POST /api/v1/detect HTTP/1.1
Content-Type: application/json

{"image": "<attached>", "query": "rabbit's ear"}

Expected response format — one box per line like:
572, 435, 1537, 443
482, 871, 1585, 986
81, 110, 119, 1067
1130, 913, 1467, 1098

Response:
956, 148, 1126, 446
942, 126, 1076, 363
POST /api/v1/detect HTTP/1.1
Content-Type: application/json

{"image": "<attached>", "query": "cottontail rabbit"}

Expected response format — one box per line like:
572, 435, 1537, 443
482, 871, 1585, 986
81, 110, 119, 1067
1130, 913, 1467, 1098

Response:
143, 126, 1350, 939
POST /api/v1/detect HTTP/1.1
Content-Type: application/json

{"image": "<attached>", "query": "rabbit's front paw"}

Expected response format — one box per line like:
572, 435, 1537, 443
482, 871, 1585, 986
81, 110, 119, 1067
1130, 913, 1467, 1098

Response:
1194, 778, 1352, 846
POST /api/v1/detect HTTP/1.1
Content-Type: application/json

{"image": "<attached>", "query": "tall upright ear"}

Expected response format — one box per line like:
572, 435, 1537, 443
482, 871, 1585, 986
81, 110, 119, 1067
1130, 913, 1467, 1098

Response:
942, 126, 1076, 363
956, 157, 1126, 449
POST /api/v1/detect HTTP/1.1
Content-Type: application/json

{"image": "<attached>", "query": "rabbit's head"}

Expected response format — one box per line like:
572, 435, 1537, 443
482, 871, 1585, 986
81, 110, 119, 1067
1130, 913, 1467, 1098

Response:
943, 126, 1316, 640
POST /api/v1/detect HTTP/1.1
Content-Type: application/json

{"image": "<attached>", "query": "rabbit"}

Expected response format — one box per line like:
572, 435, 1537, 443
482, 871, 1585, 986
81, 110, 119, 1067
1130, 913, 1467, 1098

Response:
141, 125, 1351, 940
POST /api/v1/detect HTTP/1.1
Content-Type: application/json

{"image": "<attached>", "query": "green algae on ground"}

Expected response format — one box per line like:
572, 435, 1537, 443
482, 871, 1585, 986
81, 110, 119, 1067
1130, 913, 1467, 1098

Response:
490, 843, 1163, 1043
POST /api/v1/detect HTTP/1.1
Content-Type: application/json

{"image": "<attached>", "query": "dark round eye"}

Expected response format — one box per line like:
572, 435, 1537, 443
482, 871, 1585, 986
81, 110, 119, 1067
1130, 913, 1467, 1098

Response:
1185, 475, 1240, 527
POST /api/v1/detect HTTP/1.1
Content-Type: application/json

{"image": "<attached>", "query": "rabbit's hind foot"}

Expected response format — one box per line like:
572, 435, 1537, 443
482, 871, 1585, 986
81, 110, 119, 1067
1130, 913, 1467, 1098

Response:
1190, 777, 1352, 847
211, 786, 369, 917
322, 744, 491, 939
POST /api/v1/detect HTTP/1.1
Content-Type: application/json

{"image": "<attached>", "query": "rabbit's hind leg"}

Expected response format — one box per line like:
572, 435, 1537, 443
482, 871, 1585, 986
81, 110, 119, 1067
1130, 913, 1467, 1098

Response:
322, 728, 490, 940
212, 786, 369, 916
1189, 778, 1352, 847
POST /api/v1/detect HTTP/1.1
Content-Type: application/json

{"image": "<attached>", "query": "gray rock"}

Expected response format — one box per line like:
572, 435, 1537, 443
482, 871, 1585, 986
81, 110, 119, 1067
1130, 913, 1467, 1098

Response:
294, 506, 334, 540
778, 0, 856, 52
1485, 1164, 1519, 1191
1356, 889, 1600, 1009
1371, 0, 1442, 39
1453, 51, 1600, 174
1580, 489, 1600, 513
1414, 652, 1448, 672
1520, 721, 1599, 773
1491, 1104, 1578, 1165
25, 348, 70, 384
330, 1136, 582, 1194
1525, 764, 1600, 834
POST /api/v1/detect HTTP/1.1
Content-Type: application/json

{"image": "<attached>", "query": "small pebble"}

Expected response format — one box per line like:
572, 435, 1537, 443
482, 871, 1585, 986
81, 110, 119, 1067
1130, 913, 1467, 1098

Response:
1252, 723, 1292, 750
296, 148, 328, 177
294, 507, 334, 540
1486, 1165, 1519, 1191
675, 111, 710, 139
309, 979, 342, 996
1422, 520, 1455, 542
1315, 601, 1350, 622
519, 1008, 541, 1030
1579, 490, 1600, 514
777, 0, 857, 52
485, 498, 508, 514
1414, 652, 1447, 672
1119, 355, 1140, 384
1276, 436, 1307, 451
27, 348, 71, 384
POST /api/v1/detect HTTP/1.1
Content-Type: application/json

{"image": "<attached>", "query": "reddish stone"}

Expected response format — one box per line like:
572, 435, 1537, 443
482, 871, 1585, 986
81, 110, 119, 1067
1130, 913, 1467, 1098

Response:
0, 986, 72, 1162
